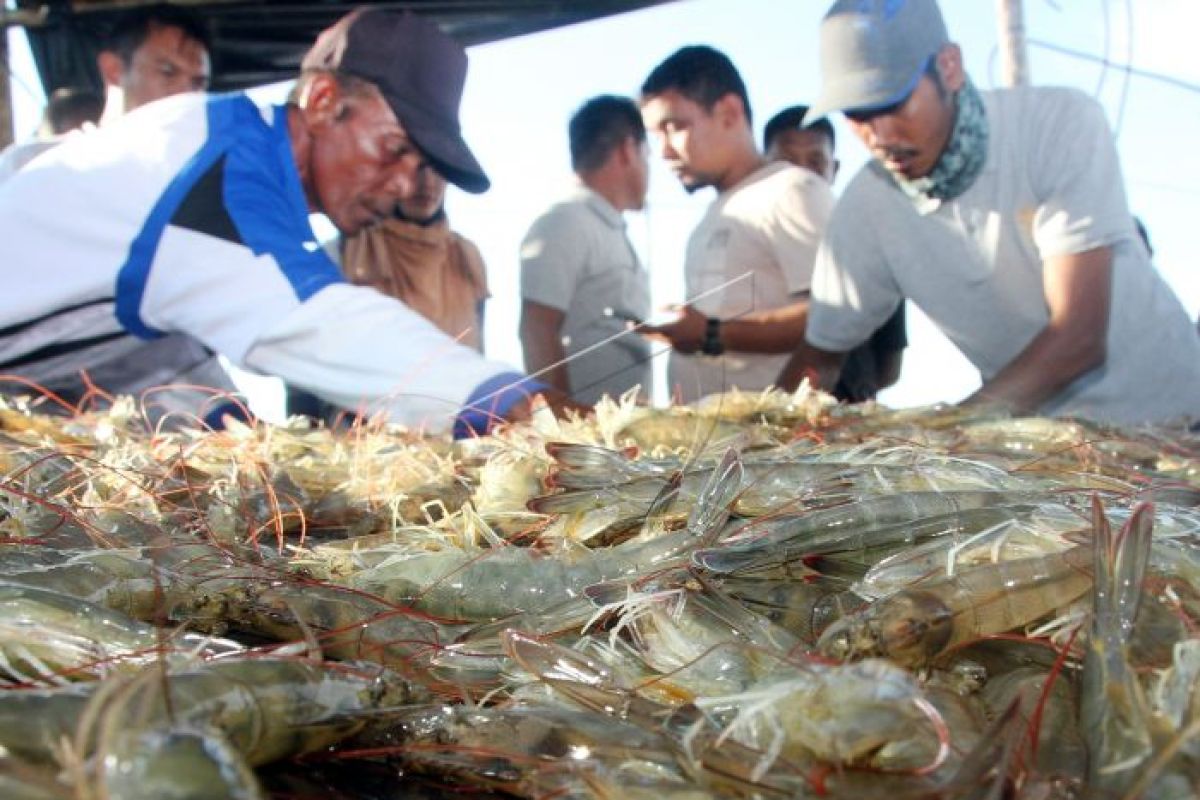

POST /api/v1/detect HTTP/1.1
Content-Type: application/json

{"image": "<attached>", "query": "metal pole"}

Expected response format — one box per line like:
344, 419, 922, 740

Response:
0, 29, 12, 149
997, 0, 1030, 87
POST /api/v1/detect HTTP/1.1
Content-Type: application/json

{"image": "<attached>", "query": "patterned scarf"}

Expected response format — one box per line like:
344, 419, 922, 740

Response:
891, 77, 989, 214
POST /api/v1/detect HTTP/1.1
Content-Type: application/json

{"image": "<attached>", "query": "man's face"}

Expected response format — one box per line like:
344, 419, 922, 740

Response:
397, 163, 447, 223
120, 23, 210, 111
306, 89, 425, 235
844, 73, 955, 181
627, 137, 651, 211
641, 89, 727, 193
766, 129, 837, 184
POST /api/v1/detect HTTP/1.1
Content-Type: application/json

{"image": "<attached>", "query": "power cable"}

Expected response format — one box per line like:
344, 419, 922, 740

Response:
1026, 38, 1200, 95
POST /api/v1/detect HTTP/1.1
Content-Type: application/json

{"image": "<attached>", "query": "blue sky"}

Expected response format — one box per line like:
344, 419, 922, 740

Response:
9, 0, 1199, 415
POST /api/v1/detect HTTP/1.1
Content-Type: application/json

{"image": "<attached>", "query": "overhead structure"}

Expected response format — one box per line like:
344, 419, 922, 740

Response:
4, 0, 676, 95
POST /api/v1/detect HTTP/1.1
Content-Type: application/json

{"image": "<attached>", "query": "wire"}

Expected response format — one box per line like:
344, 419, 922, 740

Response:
1111, 0, 1133, 140
1026, 38, 1200, 95
1094, 0, 1110, 97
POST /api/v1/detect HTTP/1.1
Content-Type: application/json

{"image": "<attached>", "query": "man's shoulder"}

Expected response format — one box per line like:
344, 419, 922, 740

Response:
525, 190, 612, 237
983, 84, 1102, 125
725, 161, 831, 213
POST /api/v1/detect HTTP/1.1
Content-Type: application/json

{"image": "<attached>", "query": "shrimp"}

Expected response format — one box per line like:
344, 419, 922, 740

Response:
856, 503, 1084, 598
817, 540, 1096, 668
90, 726, 265, 800
346, 701, 690, 798
718, 573, 863, 644
0, 581, 240, 686
62, 656, 417, 776
694, 491, 1048, 575
583, 571, 800, 700
1081, 498, 1155, 796
347, 450, 746, 622
500, 629, 808, 797
692, 657, 950, 778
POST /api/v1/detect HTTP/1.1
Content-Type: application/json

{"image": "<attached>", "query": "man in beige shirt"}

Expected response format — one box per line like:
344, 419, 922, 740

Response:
342, 163, 489, 352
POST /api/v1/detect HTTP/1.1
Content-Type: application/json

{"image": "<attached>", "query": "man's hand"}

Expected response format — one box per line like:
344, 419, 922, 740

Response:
503, 390, 591, 425
637, 304, 705, 353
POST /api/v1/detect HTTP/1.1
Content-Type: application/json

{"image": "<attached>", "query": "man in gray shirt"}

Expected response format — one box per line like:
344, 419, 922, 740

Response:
520, 96, 653, 405
783, 0, 1200, 425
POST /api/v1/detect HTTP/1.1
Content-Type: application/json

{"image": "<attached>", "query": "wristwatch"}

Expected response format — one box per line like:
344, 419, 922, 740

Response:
701, 317, 724, 356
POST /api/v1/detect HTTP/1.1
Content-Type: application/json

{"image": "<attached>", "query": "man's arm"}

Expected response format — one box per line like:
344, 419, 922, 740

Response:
519, 299, 571, 394
639, 295, 811, 354
965, 245, 1111, 412
775, 340, 847, 393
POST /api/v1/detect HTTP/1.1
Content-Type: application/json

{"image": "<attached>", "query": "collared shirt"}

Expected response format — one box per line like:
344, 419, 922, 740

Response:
520, 186, 652, 405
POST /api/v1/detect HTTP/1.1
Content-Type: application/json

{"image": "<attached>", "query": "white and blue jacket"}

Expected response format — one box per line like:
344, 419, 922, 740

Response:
0, 92, 537, 434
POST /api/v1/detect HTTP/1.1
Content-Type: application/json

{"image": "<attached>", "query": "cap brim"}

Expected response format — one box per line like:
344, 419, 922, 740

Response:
383, 90, 490, 194
808, 59, 930, 121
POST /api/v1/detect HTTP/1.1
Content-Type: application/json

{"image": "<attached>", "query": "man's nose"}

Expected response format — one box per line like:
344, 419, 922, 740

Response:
863, 115, 901, 148
385, 159, 421, 200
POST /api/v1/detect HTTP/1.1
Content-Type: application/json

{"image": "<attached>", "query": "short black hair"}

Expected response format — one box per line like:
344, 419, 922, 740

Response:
42, 86, 103, 135
763, 105, 836, 153
569, 95, 646, 173
641, 45, 752, 125
104, 4, 211, 63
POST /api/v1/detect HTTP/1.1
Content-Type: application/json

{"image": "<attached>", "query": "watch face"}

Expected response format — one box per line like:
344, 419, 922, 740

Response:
703, 317, 724, 356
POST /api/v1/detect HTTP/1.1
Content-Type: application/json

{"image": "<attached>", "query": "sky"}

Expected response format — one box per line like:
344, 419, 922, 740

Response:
8, 0, 1200, 419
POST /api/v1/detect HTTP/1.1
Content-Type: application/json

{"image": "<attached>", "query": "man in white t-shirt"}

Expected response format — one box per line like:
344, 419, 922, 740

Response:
639, 46, 834, 403
519, 95, 653, 405
783, 0, 1200, 425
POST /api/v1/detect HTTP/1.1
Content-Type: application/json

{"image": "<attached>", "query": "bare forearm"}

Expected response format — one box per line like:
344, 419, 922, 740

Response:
519, 304, 572, 394
966, 323, 1105, 412
720, 298, 810, 353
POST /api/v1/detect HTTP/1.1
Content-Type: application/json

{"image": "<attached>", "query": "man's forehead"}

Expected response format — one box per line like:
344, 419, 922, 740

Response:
137, 24, 209, 59
777, 128, 833, 149
642, 90, 704, 121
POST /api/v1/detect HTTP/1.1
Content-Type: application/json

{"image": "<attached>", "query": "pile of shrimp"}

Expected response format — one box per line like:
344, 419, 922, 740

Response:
0, 385, 1198, 799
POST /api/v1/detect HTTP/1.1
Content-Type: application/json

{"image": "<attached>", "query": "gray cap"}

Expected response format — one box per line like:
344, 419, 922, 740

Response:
807, 0, 949, 121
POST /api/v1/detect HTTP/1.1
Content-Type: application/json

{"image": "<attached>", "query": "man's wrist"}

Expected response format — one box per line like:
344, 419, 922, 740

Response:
701, 317, 724, 356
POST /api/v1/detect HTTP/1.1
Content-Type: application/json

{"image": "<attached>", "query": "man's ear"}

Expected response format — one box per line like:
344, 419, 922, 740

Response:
935, 43, 966, 93
615, 135, 638, 167
297, 73, 343, 128
714, 92, 746, 129
96, 50, 124, 88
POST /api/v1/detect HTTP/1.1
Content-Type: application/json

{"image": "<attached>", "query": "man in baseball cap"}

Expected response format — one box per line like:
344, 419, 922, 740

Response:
300, 7, 488, 194
779, 0, 1200, 425
805, 0, 948, 123
0, 8, 561, 436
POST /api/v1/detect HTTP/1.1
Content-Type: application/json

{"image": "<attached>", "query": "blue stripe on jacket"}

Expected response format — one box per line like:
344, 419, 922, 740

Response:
115, 96, 342, 339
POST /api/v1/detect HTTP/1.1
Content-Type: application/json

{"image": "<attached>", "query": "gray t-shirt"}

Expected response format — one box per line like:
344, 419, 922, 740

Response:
808, 85, 1200, 425
520, 187, 652, 405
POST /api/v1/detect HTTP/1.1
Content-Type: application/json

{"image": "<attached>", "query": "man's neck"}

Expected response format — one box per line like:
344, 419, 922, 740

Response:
716, 146, 766, 193
581, 170, 629, 213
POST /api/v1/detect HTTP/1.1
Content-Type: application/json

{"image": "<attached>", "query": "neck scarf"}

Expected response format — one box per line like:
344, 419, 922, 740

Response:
890, 77, 989, 214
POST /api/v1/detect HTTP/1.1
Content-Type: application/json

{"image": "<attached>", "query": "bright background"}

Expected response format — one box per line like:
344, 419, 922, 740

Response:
8, 0, 1199, 419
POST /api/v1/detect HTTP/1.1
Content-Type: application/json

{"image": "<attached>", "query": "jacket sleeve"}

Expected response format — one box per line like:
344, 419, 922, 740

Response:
242, 282, 540, 435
